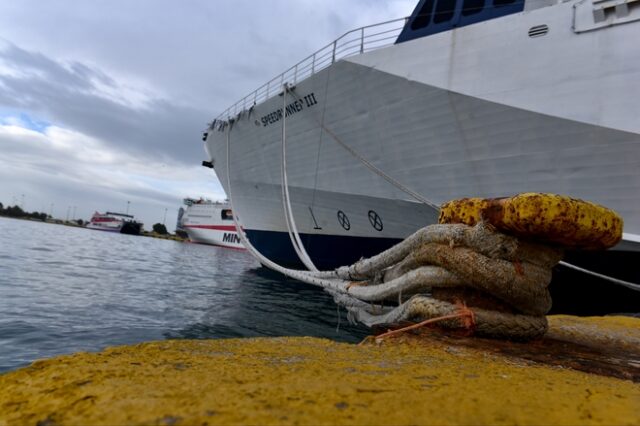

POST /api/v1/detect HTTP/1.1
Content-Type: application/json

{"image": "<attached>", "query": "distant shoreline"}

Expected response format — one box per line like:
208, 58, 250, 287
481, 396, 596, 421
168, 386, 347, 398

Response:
0, 215, 187, 242
140, 230, 187, 242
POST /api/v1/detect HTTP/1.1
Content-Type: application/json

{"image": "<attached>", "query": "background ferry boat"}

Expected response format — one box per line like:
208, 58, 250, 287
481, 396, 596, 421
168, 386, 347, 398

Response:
86, 212, 142, 235
86, 212, 125, 233
204, 0, 640, 313
179, 198, 244, 249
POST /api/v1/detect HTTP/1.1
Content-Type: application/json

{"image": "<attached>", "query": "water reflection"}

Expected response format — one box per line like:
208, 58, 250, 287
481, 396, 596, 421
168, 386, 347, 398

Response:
0, 217, 369, 373
167, 267, 368, 342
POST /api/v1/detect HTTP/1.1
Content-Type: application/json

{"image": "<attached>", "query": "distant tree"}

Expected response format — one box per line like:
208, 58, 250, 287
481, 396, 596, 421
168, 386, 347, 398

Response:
27, 211, 43, 221
76, 219, 84, 226
6, 205, 24, 218
152, 223, 168, 235
0, 202, 3, 211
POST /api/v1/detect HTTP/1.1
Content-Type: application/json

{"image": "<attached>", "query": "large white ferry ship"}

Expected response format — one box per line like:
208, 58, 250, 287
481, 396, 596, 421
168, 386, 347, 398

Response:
203, 0, 640, 312
180, 198, 244, 249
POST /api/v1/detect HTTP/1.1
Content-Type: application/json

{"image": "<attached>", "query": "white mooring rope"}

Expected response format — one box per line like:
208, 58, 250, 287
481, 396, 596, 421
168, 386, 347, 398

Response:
286, 88, 441, 211
280, 84, 318, 271
225, 126, 345, 286
559, 260, 640, 292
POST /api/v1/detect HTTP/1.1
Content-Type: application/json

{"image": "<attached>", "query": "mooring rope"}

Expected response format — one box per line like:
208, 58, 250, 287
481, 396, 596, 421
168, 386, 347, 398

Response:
280, 83, 318, 271
559, 260, 640, 292
225, 125, 553, 339
221, 102, 638, 342
286, 88, 440, 211
225, 125, 346, 289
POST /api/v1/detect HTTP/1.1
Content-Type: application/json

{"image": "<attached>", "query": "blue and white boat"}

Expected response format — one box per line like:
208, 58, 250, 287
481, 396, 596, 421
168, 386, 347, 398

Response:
204, 0, 640, 313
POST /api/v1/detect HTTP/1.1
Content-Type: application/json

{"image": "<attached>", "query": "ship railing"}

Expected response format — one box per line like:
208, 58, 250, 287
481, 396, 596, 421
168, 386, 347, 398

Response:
215, 17, 409, 122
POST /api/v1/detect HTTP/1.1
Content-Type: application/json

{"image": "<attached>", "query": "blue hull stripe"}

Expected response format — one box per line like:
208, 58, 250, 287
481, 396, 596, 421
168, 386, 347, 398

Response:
245, 230, 401, 270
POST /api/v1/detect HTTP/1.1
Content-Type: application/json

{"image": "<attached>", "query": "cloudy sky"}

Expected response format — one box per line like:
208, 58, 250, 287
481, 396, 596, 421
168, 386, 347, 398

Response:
0, 0, 414, 230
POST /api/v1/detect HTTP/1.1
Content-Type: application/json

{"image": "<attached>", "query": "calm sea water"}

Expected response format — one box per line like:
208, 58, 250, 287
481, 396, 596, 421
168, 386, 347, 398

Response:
0, 217, 368, 373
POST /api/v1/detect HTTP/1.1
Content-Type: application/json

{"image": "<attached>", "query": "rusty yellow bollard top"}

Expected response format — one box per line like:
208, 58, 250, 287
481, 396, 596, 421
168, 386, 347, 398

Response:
439, 193, 623, 249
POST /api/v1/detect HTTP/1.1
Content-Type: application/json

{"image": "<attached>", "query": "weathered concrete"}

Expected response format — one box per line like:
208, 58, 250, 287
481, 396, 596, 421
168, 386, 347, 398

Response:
1, 315, 638, 425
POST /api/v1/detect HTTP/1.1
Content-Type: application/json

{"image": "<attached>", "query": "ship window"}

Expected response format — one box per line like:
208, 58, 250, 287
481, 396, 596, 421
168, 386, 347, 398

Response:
462, 0, 484, 16
221, 209, 233, 221
493, 0, 516, 6
411, 0, 436, 29
434, 0, 457, 24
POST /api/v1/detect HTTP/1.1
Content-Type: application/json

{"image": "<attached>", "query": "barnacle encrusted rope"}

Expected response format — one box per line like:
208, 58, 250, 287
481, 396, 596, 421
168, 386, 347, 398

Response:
341, 223, 562, 340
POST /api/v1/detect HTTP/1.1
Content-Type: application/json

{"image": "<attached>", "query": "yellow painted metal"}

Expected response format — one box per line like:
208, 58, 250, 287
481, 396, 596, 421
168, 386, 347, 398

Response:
1, 316, 638, 426
439, 193, 623, 249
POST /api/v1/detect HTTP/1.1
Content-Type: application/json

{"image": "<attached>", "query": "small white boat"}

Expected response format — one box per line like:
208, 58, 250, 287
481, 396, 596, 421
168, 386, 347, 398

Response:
180, 198, 244, 249
86, 212, 125, 233
86, 211, 142, 235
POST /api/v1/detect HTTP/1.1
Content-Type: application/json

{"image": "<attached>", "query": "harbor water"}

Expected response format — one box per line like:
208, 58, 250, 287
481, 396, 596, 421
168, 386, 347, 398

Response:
0, 217, 368, 373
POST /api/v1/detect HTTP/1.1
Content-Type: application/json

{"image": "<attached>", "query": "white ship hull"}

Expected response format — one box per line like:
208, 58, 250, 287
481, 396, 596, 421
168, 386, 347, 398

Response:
86, 222, 122, 232
181, 201, 244, 249
204, 0, 640, 312
184, 225, 244, 249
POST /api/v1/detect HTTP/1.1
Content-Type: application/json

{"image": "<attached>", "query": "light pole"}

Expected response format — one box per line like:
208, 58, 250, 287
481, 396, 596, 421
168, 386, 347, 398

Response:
126, 201, 130, 215
72, 206, 77, 221
66, 206, 70, 222
163, 207, 168, 225
21, 194, 25, 209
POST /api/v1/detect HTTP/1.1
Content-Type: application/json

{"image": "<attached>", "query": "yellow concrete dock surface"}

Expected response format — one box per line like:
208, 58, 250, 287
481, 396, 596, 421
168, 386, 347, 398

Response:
1, 315, 639, 425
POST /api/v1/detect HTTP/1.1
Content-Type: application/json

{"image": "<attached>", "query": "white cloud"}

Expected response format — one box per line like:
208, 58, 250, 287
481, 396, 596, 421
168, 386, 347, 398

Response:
0, 0, 417, 229
0, 120, 224, 228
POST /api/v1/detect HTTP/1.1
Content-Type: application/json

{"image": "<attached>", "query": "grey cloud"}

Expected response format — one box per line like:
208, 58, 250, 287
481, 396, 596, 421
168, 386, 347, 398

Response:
0, 134, 205, 228
0, 0, 414, 105
0, 42, 208, 165
0, 163, 183, 227
0, 1, 415, 167
2, 42, 94, 91
0, 0, 415, 226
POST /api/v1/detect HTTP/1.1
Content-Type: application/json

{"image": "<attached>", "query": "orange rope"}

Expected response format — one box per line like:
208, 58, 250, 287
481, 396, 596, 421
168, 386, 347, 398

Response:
513, 259, 525, 276
373, 311, 475, 343
346, 281, 368, 291
454, 300, 476, 329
